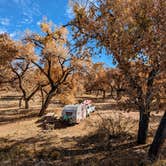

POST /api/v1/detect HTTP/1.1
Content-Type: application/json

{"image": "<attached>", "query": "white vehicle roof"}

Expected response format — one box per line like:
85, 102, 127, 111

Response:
63, 104, 80, 112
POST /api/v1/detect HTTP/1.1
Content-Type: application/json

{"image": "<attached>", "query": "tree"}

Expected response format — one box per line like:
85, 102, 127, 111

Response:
68, 0, 165, 144
148, 111, 166, 161
0, 33, 18, 65
107, 68, 127, 100
26, 21, 90, 116
0, 33, 19, 84
84, 62, 111, 98
11, 59, 45, 109
0, 33, 47, 109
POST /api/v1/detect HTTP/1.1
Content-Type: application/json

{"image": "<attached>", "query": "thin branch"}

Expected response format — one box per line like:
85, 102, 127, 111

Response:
32, 61, 48, 79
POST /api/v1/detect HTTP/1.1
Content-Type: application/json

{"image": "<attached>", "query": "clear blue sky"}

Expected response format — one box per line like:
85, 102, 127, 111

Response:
0, 0, 114, 67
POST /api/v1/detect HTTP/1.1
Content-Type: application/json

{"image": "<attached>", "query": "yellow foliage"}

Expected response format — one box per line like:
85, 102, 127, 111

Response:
59, 93, 76, 104
41, 22, 51, 33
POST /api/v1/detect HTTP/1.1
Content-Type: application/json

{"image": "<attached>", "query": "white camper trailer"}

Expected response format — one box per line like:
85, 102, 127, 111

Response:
62, 104, 87, 124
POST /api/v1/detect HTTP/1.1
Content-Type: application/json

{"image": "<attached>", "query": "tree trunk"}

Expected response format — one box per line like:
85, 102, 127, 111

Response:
109, 86, 113, 98
96, 90, 99, 97
40, 87, 44, 107
148, 111, 166, 161
103, 90, 106, 99
38, 88, 55, 116
24, 99, 29, 109
19, 97, 23, 108
137, 111, 150, 144
117, 89, 120, 99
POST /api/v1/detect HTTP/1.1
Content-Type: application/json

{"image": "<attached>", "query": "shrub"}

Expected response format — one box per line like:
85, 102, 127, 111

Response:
95, 113, 136, 142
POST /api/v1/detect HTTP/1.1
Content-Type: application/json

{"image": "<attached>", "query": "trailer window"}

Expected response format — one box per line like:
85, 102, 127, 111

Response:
66, 112, 73, 116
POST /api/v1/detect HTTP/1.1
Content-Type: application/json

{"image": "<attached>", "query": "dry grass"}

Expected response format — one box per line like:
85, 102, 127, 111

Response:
0, 92, 165, 166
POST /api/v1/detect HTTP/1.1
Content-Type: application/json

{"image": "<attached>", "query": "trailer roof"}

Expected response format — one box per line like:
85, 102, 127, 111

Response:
63, 104, 80, 112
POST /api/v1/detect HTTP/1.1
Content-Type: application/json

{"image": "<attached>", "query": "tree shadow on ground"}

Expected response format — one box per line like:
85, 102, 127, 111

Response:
95, 103, 121, 111
38, 135, 150, 166
0, 135, 49, 166
0, 108, 19, 116
55, 134, 166, 166
0, 108, 39, 125
76, 96, 107, 103
0, 95, 21, 101
36, 117, 75, 130
0, 131, 165, 166
0, 103, 18, 109
0, 95, 21, 109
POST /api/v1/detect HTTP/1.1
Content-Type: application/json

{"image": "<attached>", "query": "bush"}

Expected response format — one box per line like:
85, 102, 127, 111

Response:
95, 113, 136, 142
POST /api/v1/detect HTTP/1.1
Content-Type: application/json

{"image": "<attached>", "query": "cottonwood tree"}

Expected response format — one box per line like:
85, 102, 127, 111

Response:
85, 65, 127, 99
67, 0, 166, 148
84, 62, 111, 98
56, 52, 92, 105
11, 60, 46, 109
0, 33, 19, 85
26, 21, 90, 116
70, 72, 86, 97
57, 70, 88, 104
107, 68, 127, 100
0, 33, 47, 108
0, 33, 18, 65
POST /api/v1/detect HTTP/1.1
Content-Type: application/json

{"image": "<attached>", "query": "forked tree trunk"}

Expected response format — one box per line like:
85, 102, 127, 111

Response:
24, 99, 29, 109
148, 111, 166, 161
38, 88, 55, 116
137, 110, 150, 144
19, 97, 29, 109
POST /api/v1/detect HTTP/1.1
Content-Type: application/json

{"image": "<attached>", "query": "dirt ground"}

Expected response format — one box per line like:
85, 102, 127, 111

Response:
0, 92, 165, 166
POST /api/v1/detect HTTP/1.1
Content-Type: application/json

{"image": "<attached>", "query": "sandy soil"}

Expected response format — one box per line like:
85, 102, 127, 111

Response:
0, 92, 165, 166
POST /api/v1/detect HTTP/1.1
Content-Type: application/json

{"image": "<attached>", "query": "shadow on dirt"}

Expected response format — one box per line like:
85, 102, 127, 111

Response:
0, 129, 165, 166
0, 108, 39, 125
36, 117, 75, 130
0, 95, 21, 101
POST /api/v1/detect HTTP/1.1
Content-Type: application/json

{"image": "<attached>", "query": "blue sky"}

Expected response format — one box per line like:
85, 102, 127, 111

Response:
0, 0, 114, 67
0, 0, 70, 37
